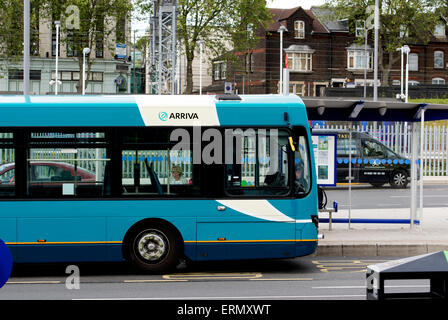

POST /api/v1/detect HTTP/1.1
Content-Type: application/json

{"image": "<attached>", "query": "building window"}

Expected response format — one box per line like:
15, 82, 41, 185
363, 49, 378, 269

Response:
244, 53, 254, 73
116, 18, 126, 43
66, 30, 78, 57
96, 39, 104, 58
432, 77, 446, 84
294, 21, 305, 39
8, 69, 41, 80
347, 50, 373, 69
51, 23, 60, 57
434, 24, 445, 37
213, 61, 226, 80
287, 52, 312, 72
95, 15, 104, 58
434, 50, 444, 69
400, 25, 408, 38
409, 53, 418, 71
51, 71, 103, 82
355, 20, 365, 38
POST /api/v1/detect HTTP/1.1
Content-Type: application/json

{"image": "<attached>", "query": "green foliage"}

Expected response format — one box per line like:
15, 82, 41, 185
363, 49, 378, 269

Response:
0, 0, 136, 91
177, 0, 272, 93
323, 0, 440, 85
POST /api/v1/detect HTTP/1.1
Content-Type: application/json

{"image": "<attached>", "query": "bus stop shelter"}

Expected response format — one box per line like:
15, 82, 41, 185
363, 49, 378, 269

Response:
302, 97, 448, 228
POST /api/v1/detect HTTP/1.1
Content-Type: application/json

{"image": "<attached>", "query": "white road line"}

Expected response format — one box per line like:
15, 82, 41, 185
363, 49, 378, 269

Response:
390, 195, 447, 198
313, 285, 428, 289
74, 294, 366, 300
6, 280, 61, 284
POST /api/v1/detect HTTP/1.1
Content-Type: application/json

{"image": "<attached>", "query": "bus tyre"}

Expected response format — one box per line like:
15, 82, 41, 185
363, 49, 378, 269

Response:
390, 170, 408, 189
127, 224, 180, 273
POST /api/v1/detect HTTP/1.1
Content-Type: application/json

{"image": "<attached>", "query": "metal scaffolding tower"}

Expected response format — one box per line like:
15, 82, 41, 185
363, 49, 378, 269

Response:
149, 0, 178, 95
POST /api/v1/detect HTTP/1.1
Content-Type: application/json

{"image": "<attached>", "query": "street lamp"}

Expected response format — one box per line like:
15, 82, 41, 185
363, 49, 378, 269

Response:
54, 20, 60, 95
277, 24, 287, 94
199, 39, 204, 95
82, 48, 90, 95
396, 45, 410, 102
396, 47, 404, 100
402, 45, 410, 103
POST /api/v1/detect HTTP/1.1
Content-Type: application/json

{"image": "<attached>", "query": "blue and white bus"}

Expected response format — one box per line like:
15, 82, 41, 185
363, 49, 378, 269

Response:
0, 94, 318, 272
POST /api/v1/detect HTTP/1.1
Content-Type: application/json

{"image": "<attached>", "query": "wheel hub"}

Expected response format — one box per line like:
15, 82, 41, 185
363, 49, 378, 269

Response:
137, 232, 166, 261
394, 173, 405, 185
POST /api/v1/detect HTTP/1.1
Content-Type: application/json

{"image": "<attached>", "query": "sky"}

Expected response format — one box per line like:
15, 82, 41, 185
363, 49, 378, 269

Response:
132, 0, 327, 38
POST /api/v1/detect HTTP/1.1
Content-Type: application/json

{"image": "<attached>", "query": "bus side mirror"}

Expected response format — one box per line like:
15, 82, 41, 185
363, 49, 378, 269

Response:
318, 186, 326, 209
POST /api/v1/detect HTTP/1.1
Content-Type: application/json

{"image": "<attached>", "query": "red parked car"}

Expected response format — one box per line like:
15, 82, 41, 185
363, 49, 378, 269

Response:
0, 162, 96, 185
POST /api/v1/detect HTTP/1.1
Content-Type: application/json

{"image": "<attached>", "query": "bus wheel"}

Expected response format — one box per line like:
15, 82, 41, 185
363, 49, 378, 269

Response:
127, 223, 181, 273
390, 170, 408, 189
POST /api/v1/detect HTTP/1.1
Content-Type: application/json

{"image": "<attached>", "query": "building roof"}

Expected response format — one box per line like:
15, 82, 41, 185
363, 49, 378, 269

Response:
310, 6, 349, 32
305, 9, 329, 33
266, 7, 330, 34
267, 7, 299, 31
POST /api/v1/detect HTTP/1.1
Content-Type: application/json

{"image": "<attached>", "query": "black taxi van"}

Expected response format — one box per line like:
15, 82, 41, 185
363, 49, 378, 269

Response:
313, 129, 411, 188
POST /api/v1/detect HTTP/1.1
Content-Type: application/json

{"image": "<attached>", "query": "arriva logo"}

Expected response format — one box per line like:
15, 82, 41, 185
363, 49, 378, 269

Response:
158, 111, 199, 121
158, 112, 169, 121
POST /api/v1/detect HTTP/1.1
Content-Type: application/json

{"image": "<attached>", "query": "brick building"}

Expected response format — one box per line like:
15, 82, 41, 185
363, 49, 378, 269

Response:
205, 6, 448, 96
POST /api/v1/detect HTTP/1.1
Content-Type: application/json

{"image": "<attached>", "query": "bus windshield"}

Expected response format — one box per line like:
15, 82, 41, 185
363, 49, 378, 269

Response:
295, 135, 311, 194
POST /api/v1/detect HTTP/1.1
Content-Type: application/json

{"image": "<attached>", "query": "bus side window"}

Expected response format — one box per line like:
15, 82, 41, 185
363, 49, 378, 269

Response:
0, 146, 15, 197
225, 129, 291, 196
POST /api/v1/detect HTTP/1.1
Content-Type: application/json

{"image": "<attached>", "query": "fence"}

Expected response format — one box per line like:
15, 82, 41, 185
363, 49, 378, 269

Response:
321, 122, 448, 177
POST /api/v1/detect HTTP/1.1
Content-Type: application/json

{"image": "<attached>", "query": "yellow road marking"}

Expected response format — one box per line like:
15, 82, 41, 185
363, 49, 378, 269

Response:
250, 278, 313, 281
6, 241, 122, 245
313, 260, 388, 273
123, 279, 189, 283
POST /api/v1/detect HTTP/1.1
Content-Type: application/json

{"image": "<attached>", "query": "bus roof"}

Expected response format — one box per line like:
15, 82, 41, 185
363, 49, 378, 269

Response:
0, 94, 309, 128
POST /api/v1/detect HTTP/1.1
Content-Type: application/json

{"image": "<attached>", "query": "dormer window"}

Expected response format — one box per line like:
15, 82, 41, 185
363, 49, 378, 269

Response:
294, 20, 305, 39
400, 25, 408, 39
435, 23, 445, 37
356, 20, 365, 38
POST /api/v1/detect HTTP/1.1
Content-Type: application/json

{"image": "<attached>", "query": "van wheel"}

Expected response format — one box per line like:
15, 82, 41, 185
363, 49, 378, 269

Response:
126, 223, 181, 273
390, 170, 408, 189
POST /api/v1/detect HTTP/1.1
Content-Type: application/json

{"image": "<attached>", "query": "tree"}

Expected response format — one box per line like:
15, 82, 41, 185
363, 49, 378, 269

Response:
0, 0, 43, 77
42, 0, 133, 93
177, 0, 272, 94
323, 0, 439, 86
0, 0, 135, 92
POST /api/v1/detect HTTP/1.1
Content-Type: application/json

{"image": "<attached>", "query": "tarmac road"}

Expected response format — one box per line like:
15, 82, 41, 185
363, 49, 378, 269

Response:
323, 184, 448, 209
0, 256, 429, 300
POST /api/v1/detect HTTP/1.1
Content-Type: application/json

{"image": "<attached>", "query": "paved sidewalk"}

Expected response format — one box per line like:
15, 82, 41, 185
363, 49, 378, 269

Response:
315, 207, 448, 256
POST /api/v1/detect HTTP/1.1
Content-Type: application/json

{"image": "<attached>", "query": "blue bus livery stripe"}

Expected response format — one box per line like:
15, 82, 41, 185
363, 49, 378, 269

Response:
0, 95, 308, 127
